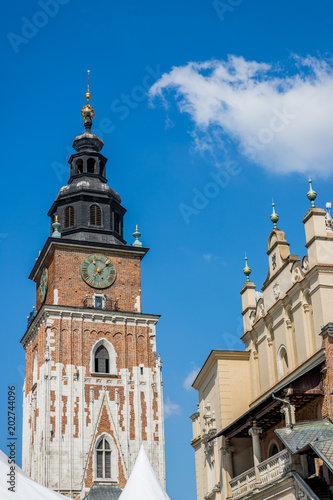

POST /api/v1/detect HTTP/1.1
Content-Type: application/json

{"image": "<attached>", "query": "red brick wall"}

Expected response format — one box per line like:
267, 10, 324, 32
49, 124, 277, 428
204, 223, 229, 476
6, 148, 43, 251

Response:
322, 332, 333, 419
36, 246, 142, 313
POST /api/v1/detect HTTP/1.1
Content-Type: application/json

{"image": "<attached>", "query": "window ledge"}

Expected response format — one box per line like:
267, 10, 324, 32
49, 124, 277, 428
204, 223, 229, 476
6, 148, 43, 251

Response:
90, 372, 118, 378
94, 479, 118, 483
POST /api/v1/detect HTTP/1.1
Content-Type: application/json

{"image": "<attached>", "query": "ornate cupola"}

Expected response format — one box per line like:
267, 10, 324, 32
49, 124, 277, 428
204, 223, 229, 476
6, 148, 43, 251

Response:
48, 71, 126, 245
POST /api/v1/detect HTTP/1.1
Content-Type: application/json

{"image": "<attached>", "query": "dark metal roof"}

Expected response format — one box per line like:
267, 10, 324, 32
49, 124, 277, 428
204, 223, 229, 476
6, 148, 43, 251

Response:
275, 419, 333, 455
83, 485, 122, 500
310, 438, 333, 473
210, 359, 324, 441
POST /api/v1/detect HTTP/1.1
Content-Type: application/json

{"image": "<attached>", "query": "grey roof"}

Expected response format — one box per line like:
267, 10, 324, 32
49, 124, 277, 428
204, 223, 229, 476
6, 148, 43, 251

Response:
83, 485, 122, 500
309, 438, 333, 473
275, 419, 333, 454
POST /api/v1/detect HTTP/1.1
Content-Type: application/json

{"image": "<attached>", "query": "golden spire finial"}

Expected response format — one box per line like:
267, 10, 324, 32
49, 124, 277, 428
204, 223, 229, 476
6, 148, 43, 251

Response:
85, 69, 91, 100
81, 69, 95, 123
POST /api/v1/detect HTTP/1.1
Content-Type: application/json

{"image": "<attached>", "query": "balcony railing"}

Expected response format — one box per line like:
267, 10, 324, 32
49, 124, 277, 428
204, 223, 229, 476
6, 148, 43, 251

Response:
294, 473, 320, 500
83, 296, 120, 311
230, 449, 291, 498
230, 468, 256, 498
257, 449, 290, 485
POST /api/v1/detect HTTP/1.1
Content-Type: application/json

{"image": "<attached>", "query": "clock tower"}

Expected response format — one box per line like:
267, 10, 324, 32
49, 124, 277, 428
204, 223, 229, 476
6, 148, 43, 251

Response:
21, 77, 165, 499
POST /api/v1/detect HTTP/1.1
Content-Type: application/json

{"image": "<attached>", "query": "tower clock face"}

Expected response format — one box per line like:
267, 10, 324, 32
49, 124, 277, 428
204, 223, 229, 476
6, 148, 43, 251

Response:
80, 254, 116, 289
40, 267, 48, 303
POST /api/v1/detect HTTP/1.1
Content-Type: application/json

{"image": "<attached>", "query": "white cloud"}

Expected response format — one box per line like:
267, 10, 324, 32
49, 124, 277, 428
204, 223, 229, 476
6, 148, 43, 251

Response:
183, 367, 200, 391
149, 55, 333, 177
203, 253, 215, 262
164, 397, 181, 417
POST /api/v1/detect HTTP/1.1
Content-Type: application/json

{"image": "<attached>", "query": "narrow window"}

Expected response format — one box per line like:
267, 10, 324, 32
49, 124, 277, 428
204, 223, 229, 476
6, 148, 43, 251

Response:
76, 159, 83, 174
87, 158, 95, 174
94, 296, 103, 309
114, 212, 120, 234
277, 345, 289, 378
64, 206, 75, 228
95, 345, 109, 373
90, 205, 102, 226
96, 437, 111, 479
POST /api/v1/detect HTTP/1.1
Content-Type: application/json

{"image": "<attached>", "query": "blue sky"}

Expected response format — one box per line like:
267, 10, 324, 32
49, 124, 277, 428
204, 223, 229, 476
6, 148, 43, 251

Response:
1, 1, 333, 498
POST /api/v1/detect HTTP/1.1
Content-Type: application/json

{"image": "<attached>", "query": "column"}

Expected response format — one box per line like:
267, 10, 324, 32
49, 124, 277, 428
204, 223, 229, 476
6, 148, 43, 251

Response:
222, 438, 234, 500
281, 401, 296, 427
248, 421, 262, 487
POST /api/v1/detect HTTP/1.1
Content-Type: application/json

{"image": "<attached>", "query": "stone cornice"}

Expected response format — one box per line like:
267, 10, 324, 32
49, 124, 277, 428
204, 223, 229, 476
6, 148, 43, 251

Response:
29, 237, 149, 282
302, 207, 326, 224
21, 304, 160, 349
192, 350, 250, 390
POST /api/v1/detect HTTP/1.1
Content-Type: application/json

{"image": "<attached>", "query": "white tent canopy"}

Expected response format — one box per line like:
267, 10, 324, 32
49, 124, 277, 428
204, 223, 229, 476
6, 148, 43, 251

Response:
118, 446, 170, 500
0, 450, 71, 500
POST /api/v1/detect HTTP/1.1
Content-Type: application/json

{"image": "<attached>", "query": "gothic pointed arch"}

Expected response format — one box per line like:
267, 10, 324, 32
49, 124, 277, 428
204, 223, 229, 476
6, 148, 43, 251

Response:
91, 339, 117, 375
277, 344, 289, 378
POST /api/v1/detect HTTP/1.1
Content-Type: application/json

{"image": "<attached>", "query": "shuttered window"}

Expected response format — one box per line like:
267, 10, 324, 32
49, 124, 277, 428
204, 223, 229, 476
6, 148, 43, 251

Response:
95, 345, 109, 373
114, 212, 120, 234
96, 437, 111, 479
90, 205, 102, 226
64, 206, 75, 228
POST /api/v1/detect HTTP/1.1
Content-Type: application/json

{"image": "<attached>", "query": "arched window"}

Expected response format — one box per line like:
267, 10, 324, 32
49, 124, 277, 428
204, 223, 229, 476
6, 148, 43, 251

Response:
114, 212, 120, 234
95, 345, 109, 373
91, 339, 117, 376
76, 159, 83, 174
90, 205, 102, 226
64, 206, 75, 228
87, 158, 95, 174
277, 345, 289, 378
96, 436, 111, 479
268, 442, 279, 457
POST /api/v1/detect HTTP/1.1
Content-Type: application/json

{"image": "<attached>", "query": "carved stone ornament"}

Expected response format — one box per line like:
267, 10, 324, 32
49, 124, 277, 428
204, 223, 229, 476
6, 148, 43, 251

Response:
273, 283, 280, 301
292, 265, 302, 284
250, 310, 256, 326
302, 255, 309, 273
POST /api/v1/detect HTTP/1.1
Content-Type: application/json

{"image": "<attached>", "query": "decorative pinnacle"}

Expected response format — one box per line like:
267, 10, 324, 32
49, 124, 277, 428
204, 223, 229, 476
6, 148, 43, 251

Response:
243, 254, 252, 282
132, 225, 142, 247
307, 178, 317, 208
52, 214, 61, 238
270, 201, 279, 228
81, 70, 95, 131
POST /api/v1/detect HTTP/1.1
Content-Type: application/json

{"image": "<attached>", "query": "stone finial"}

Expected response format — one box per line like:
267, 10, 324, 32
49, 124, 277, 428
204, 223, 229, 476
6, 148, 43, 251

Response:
81, 70, 95, 132
307, 178, 317, 208
270, 201, 279, 228
243, 254, 252, 282
132, 225, 142, 247
52, 215, 61, 238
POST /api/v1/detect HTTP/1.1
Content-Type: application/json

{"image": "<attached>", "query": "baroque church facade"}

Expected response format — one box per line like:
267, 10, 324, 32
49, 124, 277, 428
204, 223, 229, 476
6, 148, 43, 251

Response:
191, 186, 333, 499
21, 79, 165, 499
